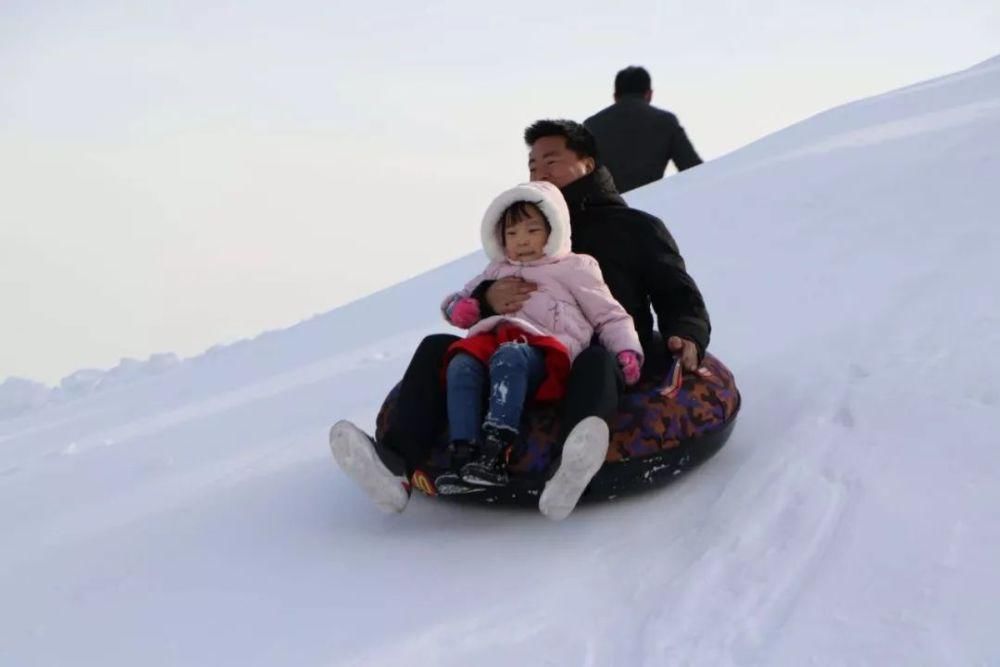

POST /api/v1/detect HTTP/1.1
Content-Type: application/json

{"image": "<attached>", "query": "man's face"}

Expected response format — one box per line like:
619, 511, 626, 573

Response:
528, 136, 595, 189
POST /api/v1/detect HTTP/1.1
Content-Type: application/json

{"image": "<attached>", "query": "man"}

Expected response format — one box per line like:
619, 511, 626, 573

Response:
330, 120, 710, 520
584, 66, 702, 193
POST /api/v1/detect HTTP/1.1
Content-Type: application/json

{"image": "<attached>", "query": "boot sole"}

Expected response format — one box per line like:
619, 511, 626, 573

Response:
459, 465, 509, 487
329, 420, 409, 513
539, 416, 609, 521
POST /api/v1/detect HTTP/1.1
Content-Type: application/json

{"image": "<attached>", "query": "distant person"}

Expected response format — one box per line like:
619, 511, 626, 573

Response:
440, 181, 642, 496
584, 66, 702, 193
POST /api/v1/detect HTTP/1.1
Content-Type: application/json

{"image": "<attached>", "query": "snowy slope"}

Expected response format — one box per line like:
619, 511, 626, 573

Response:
2, 55, 999, 666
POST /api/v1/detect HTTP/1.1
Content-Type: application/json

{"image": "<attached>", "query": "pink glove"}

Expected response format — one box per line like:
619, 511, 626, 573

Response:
617, 350, 642, 386
448, 297, 480, 328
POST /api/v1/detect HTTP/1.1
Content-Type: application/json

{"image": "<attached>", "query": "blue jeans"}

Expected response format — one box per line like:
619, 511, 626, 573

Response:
446, 343, 547, 442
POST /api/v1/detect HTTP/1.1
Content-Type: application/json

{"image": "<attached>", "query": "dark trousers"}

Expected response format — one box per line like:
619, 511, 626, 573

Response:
379, 334, 459, 474
380, 332, 668, 473
556, 345, 624, 445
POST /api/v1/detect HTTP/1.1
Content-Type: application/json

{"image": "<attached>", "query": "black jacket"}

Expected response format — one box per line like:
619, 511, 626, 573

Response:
476, 168, 711, 359
584, 95, 702, 193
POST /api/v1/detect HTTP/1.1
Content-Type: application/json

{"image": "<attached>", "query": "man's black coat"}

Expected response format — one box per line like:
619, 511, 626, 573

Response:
584, 95, 702, 193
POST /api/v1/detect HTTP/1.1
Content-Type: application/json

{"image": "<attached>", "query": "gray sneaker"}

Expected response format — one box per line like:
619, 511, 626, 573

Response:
538, 416, 609, 520
329, 420, 410, 513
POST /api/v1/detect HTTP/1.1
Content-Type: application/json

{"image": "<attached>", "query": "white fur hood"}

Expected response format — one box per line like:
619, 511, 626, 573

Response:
480, 181, 572, 262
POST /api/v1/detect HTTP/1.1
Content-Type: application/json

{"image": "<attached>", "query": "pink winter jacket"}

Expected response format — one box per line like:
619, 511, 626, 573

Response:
442, 181, 642, 363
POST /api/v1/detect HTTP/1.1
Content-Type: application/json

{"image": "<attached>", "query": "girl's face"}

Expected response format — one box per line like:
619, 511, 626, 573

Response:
503, 207, 549, 262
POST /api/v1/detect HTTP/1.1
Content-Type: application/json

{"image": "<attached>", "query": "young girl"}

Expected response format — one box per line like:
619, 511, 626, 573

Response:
442, 181, 642, 487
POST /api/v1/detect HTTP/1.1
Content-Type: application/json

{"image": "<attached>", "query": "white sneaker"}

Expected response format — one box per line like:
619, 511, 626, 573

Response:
539, 416, 609, 521
329, 420, 410, 513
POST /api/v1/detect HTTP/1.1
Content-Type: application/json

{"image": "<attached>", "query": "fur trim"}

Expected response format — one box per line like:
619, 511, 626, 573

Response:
480, 181, 572, 262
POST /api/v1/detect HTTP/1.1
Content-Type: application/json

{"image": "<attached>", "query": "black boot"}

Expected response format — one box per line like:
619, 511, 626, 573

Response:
460, 427, 514, 486
447, 439, 479, 473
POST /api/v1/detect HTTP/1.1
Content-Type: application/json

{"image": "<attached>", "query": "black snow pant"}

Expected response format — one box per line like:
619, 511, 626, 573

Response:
556, 345, 624, 446
378, 334, 459, 475
379, 332, 669, 474
555, 331, 670, 445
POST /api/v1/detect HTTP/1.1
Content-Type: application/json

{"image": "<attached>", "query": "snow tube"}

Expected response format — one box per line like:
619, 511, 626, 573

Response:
374, 352, 741, 506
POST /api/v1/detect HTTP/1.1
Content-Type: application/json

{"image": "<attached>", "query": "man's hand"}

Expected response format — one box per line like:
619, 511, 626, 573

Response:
667, 336, 699, 372
485, 277, 537, 315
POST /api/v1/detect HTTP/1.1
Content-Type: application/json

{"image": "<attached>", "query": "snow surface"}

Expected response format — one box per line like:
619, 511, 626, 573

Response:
2, 55, 1000, 665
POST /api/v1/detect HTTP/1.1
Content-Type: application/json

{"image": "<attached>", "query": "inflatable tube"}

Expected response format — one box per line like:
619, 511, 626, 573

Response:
375, 352, 741, 506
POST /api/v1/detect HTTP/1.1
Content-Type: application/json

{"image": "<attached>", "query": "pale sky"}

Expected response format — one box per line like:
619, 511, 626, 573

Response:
2, 1, 998, 384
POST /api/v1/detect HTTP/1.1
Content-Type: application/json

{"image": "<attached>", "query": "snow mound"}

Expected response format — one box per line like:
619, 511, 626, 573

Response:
0, 353, 181, 419
0, 377, 50, 420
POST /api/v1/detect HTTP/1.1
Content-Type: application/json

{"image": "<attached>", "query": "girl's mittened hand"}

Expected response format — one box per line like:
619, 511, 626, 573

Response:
617, 350, 642, 386
449, 297, 481, 328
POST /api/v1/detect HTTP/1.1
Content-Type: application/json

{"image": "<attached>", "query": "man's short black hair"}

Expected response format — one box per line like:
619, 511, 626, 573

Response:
523, 119, 598, 160
614, 66, 651, 96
